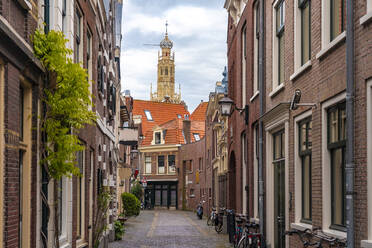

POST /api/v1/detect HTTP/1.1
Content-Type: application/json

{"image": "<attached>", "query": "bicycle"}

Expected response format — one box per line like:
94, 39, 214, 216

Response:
311, 228, 347, 248
284, 229, 319, 247
236, 221, 261, 248
233, 214, 246, 248
207, 207, 217, 226
215, 208, 226, 233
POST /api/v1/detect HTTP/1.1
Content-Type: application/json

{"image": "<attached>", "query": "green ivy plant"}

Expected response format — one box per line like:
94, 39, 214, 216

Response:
33, 29, 96, 179
33, 29, 96, 247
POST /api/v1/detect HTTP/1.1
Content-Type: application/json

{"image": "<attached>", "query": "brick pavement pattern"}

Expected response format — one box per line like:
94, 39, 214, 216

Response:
109, 210, 232, 248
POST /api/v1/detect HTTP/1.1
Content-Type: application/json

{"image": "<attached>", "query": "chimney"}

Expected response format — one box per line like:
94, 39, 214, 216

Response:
183, 119, 191, 144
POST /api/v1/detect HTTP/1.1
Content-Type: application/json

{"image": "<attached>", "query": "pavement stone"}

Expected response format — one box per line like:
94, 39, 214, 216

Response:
109, 210, 233, 248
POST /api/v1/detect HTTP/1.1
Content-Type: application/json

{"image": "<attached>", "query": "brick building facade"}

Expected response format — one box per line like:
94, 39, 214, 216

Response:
224, 0, 372, 247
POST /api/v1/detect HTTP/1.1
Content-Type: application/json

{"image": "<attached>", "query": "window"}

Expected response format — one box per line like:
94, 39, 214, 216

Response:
62, 0, 67, 33
253, 1, 259, 95
158, 156, 165, 174
241, 25, 247, 106
177, 114, 182, 119
276, 0, 285, 86
145, 156, 151, 174
190, 188, 195, 197
327, 102, 346, 229
299, 117, 312, 223
155, 132, 161, 144
44, 0, 50, 33
75, 8, 82, 63
186, 160, 193, 173
300, 0, 311, 65
330, 0, 345, 41
97, 57, 104, 93
144, 110, 153, 121
165, 67, 168, 76
76, 150, 85, 239
168, 155, 176, 173
193, 133, 200, 141
199, 157, 203, 171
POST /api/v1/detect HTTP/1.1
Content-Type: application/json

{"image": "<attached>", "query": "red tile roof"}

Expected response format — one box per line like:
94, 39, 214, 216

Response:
191, 102, 208, 121
133, 100, 190, 145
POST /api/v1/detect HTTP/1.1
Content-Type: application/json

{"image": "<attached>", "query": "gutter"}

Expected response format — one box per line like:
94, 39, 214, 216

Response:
345, 0, 355, 246
258, 0, 266, 245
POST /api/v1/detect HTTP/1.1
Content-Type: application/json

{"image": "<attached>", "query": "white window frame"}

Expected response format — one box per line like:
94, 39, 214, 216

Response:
167, 155, 176, 174
241, 25, 247, 107
360, 0, 372, 25
271, 0, 286, 96
321, 92, 347, 238
157, 155, 165, 174
291, 0, 312, 81
144, 156, 152, 174
361, 79, 372, 247
291, 110, 313, 231
58, 177, 68, 244
316, 0, 346, 60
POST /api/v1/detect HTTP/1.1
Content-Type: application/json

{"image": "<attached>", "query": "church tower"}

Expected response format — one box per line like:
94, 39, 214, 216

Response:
150, 22, 181, 103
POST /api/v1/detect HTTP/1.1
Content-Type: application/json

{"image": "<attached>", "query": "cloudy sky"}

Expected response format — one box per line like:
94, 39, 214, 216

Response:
121, 0, 227, 112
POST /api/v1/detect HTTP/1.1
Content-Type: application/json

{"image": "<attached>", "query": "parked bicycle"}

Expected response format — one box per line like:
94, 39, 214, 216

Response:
284, 229, 318, 247
236, 221, 261, 248
207, 207, 217, 226
233, 214, 246, 248
215, 208, 226, 233
284, 227, 347, 248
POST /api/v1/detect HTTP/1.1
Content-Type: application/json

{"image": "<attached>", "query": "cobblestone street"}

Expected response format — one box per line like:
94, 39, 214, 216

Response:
109, 210, 232, 248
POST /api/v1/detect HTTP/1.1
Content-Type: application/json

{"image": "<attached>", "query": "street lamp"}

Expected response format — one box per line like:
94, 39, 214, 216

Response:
218, 96, 249, 125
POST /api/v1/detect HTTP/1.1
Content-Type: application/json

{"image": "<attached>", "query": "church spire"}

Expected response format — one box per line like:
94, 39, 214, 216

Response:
150, 22, 181, 104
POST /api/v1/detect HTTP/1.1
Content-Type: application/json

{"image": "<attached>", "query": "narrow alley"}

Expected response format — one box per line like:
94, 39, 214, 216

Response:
109, 210, 232, 248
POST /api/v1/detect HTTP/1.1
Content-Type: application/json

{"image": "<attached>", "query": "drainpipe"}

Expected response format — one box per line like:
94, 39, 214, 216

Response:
345, 0, 354, 247
258, 0, 265, 245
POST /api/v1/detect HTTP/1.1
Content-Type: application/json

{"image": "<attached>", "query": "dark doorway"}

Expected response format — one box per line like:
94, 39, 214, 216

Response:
229, 151, 236, 210
145, 181, 178, 209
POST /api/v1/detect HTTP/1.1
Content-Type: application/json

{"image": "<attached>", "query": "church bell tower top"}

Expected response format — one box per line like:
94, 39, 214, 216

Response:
160, 21, 173, 49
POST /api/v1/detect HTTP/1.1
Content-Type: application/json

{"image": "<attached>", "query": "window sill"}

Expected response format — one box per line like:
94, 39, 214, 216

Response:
290, 222, 312, 231
360, 11, 372, 26
290, 61, 312, 82
361, 240, 372, 248
322, 228, 346, 239
269, 84, 285, 98
316, 31, 346, 60
250, 91, 259, 102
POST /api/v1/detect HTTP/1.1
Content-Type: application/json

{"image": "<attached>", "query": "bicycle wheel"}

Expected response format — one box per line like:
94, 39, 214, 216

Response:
207, 216, 212, 226
237, 236, 246, 248
234, 233, 242, 248
215, 222, 223, 233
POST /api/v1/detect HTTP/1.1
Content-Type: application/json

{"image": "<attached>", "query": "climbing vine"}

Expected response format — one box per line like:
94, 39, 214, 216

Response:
33, 29, 96, 179
33, 29, 97, 247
